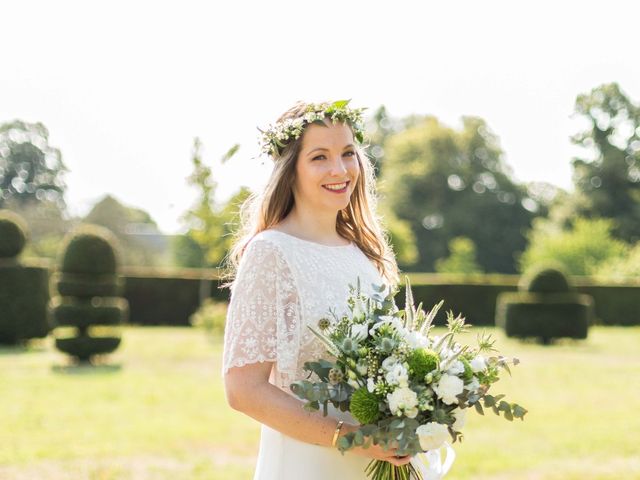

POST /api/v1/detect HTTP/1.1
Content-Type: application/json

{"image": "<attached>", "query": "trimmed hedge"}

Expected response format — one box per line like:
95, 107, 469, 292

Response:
0, 263, 50, 343
0, 209, 50, 344
495, 292, 594, 343
121, 266, 224, 326
20, 267, 634, 328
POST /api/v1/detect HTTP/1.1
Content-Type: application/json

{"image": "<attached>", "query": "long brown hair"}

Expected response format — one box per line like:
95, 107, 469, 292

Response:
225, 101, 399, 286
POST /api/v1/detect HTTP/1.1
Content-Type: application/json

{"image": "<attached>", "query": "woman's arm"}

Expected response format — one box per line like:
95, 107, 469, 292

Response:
224, 362, 412, 466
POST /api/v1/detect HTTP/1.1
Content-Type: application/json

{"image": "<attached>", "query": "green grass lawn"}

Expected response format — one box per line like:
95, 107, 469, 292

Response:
2, 325, 639, 480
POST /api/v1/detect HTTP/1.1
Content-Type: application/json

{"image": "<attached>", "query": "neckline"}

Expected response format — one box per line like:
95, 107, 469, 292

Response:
265, 229, 354, 248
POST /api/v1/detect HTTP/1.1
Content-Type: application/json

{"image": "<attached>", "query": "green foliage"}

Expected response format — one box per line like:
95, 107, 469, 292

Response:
570, 82, 640, 244
379, 114, 535, 273
189, 298, 228, 337
0, 120, 68, 209
179, 138, 250, 268
521, 265, 571, 293
0, 265, 50, 344
496, 294, 593, 344
435, 236, 483, 274
50, 224, 127, 363
518, 217, 629, 275
478, 393, 527, 421
379, 209, 419, 267
349, 387, 380, 424
593, 241, 640, 282
0, 210, 50, 345
0, 209, 28, 258
171, 233, 206, 268
59, 224, 120, 275
406, 348, 439, 380
497, 269, 594, 344
1, 197, 71, 262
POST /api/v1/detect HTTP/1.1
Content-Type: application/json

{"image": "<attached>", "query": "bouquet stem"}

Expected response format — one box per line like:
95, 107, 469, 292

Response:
365, 459, 422, 480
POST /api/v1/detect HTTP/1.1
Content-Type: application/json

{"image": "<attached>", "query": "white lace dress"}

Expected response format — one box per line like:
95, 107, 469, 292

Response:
221, 229, 388, 480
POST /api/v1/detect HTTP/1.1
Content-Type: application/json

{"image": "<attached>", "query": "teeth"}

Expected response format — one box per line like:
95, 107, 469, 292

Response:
324, 182, 347, 191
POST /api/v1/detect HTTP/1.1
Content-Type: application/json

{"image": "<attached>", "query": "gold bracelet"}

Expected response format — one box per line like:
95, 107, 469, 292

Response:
331, 420, 344, 447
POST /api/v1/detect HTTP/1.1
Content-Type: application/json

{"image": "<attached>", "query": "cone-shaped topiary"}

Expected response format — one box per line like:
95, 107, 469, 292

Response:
0, 209, 50, 344
496, 264, 593, 344
49, 224, 128, 363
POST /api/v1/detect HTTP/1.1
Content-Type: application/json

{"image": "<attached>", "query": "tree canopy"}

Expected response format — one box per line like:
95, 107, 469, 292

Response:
0, 120, 68, 209
379, 114, 536, 273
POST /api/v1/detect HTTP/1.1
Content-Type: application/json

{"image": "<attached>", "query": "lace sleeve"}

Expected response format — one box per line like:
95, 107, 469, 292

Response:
221, 237, 301, 383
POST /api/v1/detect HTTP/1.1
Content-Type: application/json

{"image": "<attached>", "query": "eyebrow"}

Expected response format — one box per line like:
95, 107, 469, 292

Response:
305, 144, 355, 157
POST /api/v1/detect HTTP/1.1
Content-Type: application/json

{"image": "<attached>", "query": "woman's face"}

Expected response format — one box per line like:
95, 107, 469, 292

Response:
293, 120, 360, 214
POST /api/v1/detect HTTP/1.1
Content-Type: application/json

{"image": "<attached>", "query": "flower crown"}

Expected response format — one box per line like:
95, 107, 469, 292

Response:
257, 99, 367, 159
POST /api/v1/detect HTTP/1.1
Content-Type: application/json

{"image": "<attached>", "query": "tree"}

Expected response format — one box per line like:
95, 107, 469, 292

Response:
379, 114, 536, 273
570, 82, 640, 243
435, 236, 483, 274
179, 138, 248, 268
0, 120, 68, 209
518, 217, 628, 276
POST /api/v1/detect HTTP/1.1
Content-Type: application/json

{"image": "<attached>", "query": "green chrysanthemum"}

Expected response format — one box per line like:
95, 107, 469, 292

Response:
407, 348, 440, 381
349, 388, 381, 425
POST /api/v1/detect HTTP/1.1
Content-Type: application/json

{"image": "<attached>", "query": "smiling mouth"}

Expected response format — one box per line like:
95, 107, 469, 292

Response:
322, 181, 350, 193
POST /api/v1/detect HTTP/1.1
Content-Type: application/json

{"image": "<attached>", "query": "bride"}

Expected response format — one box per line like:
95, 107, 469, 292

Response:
221, 100, 414, 479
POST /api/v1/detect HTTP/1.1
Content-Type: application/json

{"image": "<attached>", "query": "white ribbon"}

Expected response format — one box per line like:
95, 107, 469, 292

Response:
413, 442, 456, 480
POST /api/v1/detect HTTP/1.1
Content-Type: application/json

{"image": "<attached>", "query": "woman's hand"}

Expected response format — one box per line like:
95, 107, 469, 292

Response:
338, 424, 413, 467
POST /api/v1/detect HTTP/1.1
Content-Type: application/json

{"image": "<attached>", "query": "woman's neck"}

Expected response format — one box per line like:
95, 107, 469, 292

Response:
275, 204, 346, 245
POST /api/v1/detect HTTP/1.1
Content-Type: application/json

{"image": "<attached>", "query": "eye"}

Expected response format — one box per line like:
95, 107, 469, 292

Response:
344, 150, 356, 157
312, 154, 326, 161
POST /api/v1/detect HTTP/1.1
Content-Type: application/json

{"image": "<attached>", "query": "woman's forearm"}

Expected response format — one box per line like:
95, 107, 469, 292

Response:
229, 380, 343, 447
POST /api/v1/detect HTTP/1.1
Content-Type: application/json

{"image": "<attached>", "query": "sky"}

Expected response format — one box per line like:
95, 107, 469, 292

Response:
3, 0, 639, 234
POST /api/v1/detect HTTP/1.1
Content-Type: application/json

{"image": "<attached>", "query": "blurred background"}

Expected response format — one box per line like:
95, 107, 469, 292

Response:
2, 1, 639, 479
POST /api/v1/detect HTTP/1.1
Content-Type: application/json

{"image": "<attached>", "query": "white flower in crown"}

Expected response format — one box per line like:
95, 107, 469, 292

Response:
257, 99, 367, 159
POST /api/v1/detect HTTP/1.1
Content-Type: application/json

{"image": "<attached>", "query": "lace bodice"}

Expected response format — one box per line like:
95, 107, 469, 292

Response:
221, 229, 387, 392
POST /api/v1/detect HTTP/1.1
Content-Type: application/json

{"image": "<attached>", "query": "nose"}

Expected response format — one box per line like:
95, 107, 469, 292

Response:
329, 155, 348, 176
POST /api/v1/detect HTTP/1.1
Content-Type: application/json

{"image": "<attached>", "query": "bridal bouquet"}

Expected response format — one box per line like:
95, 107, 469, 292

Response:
290, 278, 527, 480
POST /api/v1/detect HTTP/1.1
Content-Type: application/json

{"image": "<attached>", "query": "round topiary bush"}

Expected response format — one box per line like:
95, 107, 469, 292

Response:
520, 264, 571, 293
59, 224, 120, 275
0, 209, 28, 259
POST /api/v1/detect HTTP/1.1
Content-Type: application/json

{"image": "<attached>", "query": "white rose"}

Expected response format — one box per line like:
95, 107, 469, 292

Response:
387, 387, 418, 416
470, 355, 486, 373
433, 374, 464, 405
452, 409, 466, 431
446, 360, 464, 376
351, 323, 369, 341
416, 422, 449, 451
